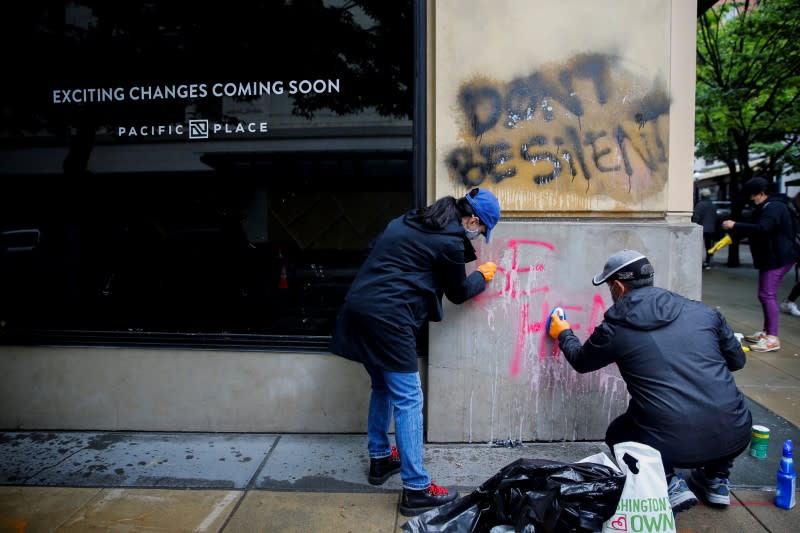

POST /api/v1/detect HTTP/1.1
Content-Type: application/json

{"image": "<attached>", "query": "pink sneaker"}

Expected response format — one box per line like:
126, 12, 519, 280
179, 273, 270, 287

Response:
750, 335, 780, 352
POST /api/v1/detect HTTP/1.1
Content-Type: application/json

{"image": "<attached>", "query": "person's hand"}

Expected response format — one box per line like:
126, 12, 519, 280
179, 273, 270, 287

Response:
547, 308, 571, 340
477, 262, 497, 281
721, 220, 735, 230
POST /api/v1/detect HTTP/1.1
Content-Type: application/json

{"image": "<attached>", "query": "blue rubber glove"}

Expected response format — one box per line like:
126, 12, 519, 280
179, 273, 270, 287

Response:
547, 307, 570, 340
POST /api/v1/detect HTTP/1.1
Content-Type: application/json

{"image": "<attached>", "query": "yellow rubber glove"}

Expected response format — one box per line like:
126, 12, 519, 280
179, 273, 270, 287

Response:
707, 233, 732, 255
548, 308, 571, 340
477, 262, 497, 281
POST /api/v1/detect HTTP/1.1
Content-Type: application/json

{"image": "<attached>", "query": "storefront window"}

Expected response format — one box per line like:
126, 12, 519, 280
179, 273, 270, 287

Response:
0, 1, 417, 348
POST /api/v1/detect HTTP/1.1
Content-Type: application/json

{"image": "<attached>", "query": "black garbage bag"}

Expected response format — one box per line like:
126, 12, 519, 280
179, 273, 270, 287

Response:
402, 458, 625, 533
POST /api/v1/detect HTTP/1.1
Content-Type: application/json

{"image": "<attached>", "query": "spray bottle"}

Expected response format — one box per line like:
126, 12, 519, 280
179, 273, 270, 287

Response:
775, 439, 796, 509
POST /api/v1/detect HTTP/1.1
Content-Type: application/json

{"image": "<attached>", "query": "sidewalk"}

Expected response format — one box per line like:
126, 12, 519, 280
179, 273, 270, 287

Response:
0, 244, 798, 532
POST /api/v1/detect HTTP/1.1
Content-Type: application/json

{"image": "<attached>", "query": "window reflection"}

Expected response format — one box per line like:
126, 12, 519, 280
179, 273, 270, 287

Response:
0, 1, 415, 347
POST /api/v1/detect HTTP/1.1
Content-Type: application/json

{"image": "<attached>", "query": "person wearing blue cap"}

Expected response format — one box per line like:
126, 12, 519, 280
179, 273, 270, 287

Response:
329, 187, 501, 516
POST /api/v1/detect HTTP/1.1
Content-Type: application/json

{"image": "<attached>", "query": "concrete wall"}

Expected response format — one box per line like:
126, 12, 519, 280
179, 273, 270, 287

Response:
427, 220, 702, 442
0, 347, 374, 432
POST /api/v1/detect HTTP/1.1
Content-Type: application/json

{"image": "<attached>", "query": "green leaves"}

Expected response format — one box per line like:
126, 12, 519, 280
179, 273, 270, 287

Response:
695, 0, 800, 184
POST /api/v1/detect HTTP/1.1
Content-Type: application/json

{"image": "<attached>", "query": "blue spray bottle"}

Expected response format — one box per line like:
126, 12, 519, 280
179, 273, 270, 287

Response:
775, 439, 796, 509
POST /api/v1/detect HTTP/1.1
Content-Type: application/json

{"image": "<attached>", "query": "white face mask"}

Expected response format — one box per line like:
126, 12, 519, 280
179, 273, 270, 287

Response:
465, 227, 481, 240
463, 216, 481, 240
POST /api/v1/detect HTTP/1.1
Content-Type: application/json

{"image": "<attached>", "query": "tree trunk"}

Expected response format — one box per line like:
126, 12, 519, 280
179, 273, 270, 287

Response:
726, 234, 742, 267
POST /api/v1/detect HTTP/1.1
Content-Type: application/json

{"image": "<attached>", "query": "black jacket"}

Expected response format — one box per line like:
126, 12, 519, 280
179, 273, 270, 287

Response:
692, 198, 717, 234
329, 212, 486, 372
734, 195, 798, 270
557, 286, 751, 465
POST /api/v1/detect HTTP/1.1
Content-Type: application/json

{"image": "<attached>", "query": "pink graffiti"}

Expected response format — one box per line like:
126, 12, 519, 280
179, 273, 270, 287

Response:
476, 238, 609, 376
586, 293, 606, 336
510, 295, 607, 377
476, 239, 555, 301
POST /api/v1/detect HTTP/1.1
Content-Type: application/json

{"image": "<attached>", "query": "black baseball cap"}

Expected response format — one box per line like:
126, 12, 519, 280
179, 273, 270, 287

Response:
742, 177, 769, 196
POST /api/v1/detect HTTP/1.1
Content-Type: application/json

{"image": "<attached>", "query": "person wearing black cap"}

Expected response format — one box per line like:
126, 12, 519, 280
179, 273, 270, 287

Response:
546, 250, 751, 515
329, 187, 501, 516
721, 177, 799, 352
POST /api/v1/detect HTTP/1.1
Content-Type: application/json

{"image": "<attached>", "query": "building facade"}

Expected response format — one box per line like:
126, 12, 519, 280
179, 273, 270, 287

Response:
0, 0, 700, 441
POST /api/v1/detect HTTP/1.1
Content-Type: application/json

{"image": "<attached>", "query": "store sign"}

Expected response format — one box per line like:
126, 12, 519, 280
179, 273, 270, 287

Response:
51, 79, 340, 140
52, 79, 341, 104
117, 121, 269, 139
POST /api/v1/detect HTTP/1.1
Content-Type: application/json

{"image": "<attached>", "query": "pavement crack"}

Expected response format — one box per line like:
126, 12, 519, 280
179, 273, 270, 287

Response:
218, 435, 281, 532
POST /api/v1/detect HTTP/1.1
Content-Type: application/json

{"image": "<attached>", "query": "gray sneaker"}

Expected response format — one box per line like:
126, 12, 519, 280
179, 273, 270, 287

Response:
690, 468, 730, 506
667, 474, 698, 514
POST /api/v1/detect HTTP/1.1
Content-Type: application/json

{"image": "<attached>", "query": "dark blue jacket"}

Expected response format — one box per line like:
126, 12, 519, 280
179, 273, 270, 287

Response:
557, 286, 751, 466
329, 211, 486, 372
734, 195, 798, 270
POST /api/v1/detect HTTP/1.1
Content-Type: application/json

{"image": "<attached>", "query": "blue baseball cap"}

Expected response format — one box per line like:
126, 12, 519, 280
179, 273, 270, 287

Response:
465, 188, 501, 242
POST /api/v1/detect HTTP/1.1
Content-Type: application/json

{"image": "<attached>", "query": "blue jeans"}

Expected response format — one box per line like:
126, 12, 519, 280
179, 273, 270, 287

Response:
758, 262, 795, 336
364, 363, 430, 490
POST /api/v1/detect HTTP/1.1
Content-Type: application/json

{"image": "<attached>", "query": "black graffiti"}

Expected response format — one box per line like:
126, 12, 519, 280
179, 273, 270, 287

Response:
459, 86, 503, 140
565, 126, 590, 180
447, 143, 517, 186
448, 54, 670, 188
460, 54, 623, 137
520, 135, 561, 185
584, 131, 616, 172
447, 125, 668, 188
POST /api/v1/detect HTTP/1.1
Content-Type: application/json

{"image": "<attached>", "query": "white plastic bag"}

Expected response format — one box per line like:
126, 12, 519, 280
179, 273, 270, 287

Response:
578, 450, 621, 472
600, 441, 676, 533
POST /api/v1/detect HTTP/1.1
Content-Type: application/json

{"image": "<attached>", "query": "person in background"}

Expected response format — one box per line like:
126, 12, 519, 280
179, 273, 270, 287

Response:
780, 280, 800, 317
329, 188, 501, 517
692, 189, 717, 270
721, 177, 799, 352
780, 193, 800, 317
547, 249, 751, 515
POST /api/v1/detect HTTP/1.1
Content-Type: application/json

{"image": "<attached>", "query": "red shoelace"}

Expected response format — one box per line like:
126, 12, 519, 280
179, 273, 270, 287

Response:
428, 482, 449, 495
390, 444, 399, 460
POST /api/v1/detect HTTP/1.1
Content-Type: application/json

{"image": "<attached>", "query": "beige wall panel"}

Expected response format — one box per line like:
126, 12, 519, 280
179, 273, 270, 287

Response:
434, 0, 671, 214
667, 0, 697, 215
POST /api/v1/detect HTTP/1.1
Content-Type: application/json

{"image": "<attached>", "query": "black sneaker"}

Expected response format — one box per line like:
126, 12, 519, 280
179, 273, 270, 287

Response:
368, 445, 401, 485
399, 482, 458, 516
689, 468, 730, 506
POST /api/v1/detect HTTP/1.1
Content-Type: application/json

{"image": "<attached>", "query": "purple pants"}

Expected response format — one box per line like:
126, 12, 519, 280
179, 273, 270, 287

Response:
758, 262, 795, 336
